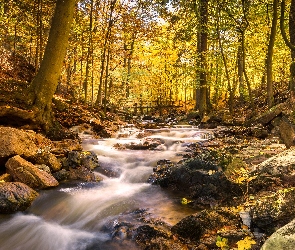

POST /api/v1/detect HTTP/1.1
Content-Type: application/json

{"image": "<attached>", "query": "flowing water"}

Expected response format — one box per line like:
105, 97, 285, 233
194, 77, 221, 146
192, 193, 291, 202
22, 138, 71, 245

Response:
0, 125, 213, 250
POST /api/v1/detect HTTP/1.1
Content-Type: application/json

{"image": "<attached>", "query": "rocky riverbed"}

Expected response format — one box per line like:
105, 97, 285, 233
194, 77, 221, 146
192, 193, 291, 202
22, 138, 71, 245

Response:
1, 123, 295, 249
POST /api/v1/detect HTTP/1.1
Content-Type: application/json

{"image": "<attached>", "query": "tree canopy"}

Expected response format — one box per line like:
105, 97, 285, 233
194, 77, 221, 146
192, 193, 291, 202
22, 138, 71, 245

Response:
1, 0, 295, 123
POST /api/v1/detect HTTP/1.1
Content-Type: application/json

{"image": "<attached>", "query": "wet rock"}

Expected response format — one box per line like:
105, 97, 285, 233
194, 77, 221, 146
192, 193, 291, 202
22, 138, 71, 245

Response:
114, 138, 164, 150
261, 218, 295, 250
29, 151, 62, 172
250, 188, 295, 235
96, 166, 122, 178
0, 182, 38, 213
171, 208, 243, 247
150, 157, 242, 206
5, 155, 59, 189
135, 225, 187, 249
68, 166, 99, 182
64, 151, 100, 170
52, 169, 70, 182
148, 159, 174, 187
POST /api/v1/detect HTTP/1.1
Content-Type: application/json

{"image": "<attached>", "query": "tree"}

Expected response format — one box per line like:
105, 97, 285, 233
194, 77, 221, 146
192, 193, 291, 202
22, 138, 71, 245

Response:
281, 0, 295, 95
198, 0, 209, 116
30, 0, 76, 131
266, 0, 278, 108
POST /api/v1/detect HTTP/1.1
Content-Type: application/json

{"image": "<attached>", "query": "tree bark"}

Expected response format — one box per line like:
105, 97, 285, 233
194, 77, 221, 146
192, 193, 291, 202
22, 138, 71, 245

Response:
266, 0, 278, 108
30, 0, 76, 131
199, 0, 208, 117
96, 0, 117, 106
289, 0, 295, 60
83, 0, 94, 104
280, 0, 295, 95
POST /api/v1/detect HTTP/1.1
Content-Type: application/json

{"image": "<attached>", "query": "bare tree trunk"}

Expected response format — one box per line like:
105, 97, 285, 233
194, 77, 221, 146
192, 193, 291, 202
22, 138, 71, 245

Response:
217, 7, 234, 113
83, 0, 94, 104
96, 0, 117, 106
237, 34, 245, 103
199, 0, 208, 117
280, 0, 295, 96
266, 0, 278, 108
104, 48, 111, 114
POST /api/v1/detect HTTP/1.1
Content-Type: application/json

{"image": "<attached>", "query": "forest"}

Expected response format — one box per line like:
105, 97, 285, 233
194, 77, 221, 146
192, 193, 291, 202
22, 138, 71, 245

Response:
1, 0, 295, 125
2, 1, 295, 249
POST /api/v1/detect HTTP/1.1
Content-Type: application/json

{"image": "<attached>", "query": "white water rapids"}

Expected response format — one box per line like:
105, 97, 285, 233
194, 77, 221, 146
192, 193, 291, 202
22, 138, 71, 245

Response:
0, 125, 213, 250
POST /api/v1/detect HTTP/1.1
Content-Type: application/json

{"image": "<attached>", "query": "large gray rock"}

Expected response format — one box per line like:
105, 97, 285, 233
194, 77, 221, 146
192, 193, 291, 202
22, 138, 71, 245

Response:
261, 218, 295, 250
0, 182, 38, 213
249, 147, 295, 194
5, 155, 59, 189
253, 147, 295, 176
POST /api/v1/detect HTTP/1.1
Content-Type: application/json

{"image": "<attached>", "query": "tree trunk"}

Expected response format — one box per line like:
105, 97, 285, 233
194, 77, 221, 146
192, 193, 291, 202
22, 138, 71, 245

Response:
266, 0, 278, 108
280, 0, 295, 95
237, 33, 245, 103
290, 0, 295, 60
30, 0, 76, 131
96, 0, 117, 106
83, 0, 94, 104
217, 7, 233, 114
199, 0, 208, 117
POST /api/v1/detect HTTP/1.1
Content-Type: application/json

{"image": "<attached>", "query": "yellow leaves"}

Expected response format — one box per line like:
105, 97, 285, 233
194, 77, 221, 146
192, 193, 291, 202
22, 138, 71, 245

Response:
216, 235, 256, 250
234, 167, 257, 184
181, 198, 192, 205
216, 236, 229, 250
236, 237, 256, 250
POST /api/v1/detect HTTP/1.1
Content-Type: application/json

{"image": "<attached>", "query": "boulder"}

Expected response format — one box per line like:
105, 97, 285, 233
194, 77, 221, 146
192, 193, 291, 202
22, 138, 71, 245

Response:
29, 151, 62, 172
278, 117, 295, 148
250, 188, 295, 234
64, 151, 100, 170
5, 155, 59, 189
68, 166, 100, 182
252, 147, 295, 176
0, 127, 36, 163
0, 126, 52, 167
247, 102, 286, 126
136, 225, 186, 249
248, 147, 295, 193
51, 139, 82, 156
261, 218, 295, 250
171, 208, 245, 248
0, 182, 38, 213
149, 157, 242, 207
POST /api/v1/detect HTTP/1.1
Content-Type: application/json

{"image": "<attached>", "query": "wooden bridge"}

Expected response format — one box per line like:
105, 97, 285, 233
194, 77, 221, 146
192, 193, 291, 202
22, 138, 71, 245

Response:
124, 100, 184, 116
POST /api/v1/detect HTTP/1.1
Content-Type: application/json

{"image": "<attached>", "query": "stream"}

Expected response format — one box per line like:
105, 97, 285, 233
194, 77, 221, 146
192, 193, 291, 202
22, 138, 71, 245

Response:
0, 125, 213, 250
